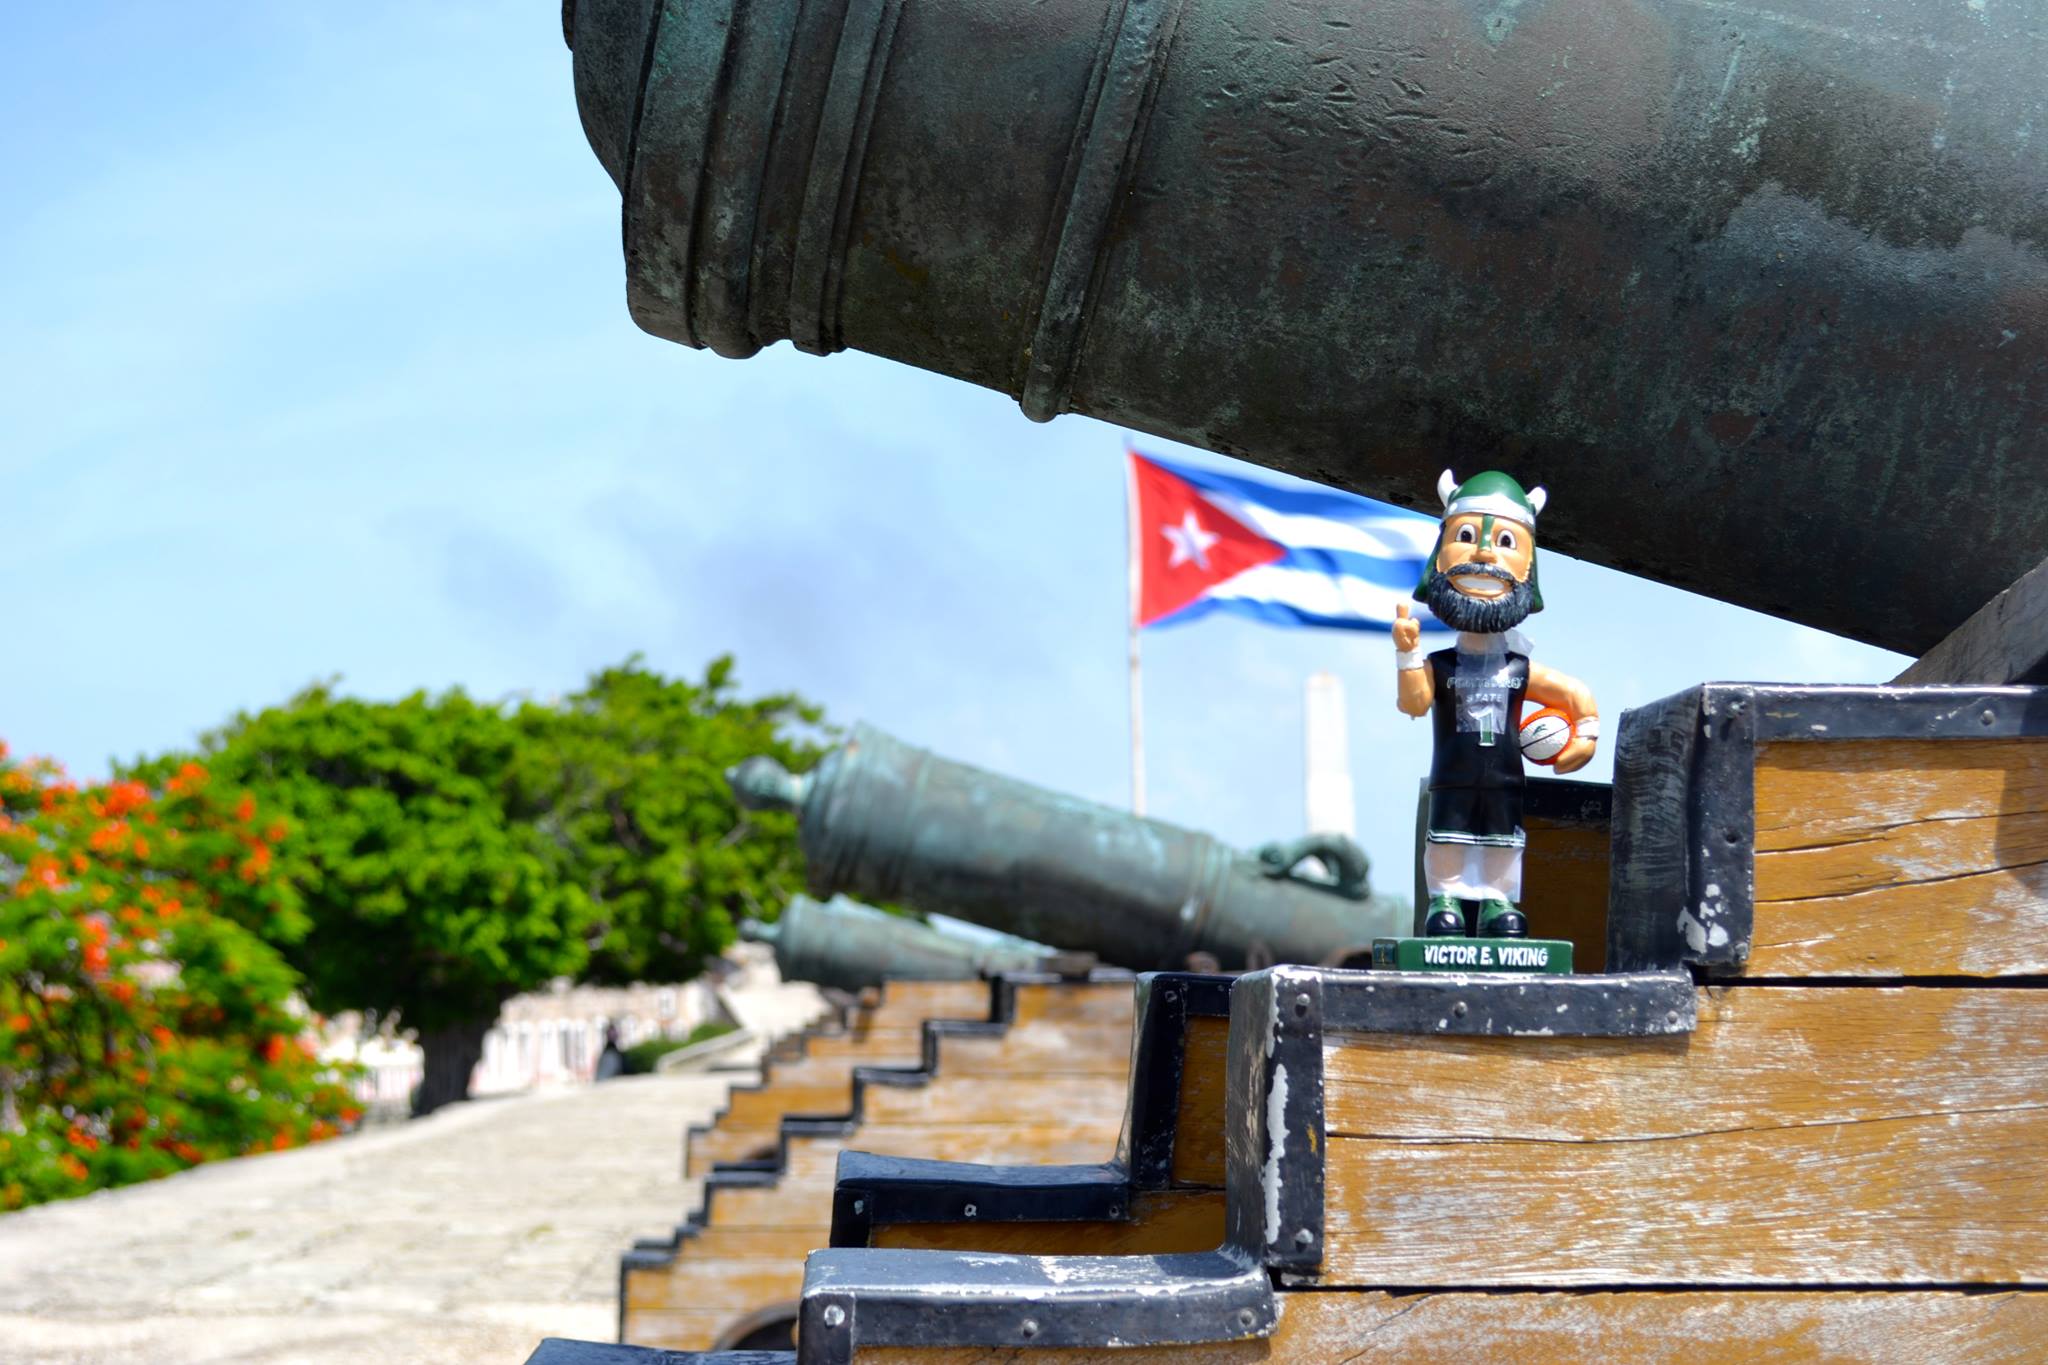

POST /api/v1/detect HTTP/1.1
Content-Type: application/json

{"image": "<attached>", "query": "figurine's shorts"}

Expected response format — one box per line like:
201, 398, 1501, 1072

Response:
1425, 787, 1526, 848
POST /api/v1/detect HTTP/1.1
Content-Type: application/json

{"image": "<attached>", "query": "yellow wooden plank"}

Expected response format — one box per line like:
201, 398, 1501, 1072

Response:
623, 1304, 791, 1352
850, 1289, 2048, 1363
687, 1126, 782, 1174
1751, 739, 2048, 975
858, 1072, 1130, 1127
1755, 739, 2048, 850
867, 979, 995, 1025
1522, 814, 1610, 973
1319, 986, 2048, 1285
625, 1256, 805, 1310
1170, 1015, 1229, 1188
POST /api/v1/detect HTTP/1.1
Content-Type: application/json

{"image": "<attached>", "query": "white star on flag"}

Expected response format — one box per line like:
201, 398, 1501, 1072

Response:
1161, 509, 1221, 570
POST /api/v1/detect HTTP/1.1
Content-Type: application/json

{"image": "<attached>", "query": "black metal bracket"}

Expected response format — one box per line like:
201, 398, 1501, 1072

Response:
529, 1340, 791, 1365
1608, 683, 2048, 975
831, 1155, 1129, 1246
798, 1249, 1273, 1365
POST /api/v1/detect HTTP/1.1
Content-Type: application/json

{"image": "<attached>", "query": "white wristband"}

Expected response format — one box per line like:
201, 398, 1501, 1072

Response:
1575, 715, 1600, 740
1396, 647, 1426, 672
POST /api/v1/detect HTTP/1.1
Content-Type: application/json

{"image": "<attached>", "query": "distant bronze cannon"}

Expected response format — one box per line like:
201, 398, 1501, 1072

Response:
565, 0, 2046, 654
729, 723, 1405, 970
742, 893, 1068, 992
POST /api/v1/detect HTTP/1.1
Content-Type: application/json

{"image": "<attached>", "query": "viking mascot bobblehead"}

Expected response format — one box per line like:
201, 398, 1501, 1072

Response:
1392, 471, 1598, 940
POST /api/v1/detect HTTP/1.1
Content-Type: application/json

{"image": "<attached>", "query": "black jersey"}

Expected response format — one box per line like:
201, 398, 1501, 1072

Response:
1427, 642, 1530, 791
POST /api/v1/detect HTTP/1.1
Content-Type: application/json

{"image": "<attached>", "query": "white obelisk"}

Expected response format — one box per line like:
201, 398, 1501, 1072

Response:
1304, 671, 1357, 839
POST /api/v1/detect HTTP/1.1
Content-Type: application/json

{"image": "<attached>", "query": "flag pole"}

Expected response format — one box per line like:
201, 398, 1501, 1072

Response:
1124, 448, 1147, 816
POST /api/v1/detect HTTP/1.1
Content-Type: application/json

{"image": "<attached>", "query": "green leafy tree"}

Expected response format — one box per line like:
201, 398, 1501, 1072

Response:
149, 659, 823, 1116
153, 687, 595, 1115
513, 656, 824, 984
0, 746, 358, 1210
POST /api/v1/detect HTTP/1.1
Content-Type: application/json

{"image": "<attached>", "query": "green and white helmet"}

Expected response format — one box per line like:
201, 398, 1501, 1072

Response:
1413, 469, 1548, 612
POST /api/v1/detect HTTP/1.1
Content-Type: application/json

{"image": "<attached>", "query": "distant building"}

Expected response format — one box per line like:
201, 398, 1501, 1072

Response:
321, 946, 795, 1112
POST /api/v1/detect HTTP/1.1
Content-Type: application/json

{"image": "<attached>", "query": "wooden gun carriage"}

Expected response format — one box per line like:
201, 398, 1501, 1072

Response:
552, 684, 2048, 1361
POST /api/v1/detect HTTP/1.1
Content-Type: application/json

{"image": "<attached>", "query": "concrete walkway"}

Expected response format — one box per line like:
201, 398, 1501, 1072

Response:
0, 971, 829, 1365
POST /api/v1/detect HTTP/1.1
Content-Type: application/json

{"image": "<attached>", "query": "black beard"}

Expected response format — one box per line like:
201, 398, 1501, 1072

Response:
1425, 565, 1536, 635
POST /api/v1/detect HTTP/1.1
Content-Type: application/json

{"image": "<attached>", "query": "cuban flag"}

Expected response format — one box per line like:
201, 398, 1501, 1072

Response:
1128, 449, 1448, 633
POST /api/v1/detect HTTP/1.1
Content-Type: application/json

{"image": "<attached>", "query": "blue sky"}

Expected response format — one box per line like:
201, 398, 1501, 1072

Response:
2, 4, 1908, 905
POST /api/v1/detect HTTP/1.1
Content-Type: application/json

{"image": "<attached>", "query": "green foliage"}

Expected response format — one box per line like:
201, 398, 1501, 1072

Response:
513, 656, 825, 985
130, 657, 823, 1110
146, 686, 594, 1036
621, 1019, 737, 1074
0, 749, 359, 1211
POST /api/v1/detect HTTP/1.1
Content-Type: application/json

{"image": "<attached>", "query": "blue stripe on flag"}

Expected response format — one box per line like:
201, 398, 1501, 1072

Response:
1148, 594, 1444, 634
1275, 545, 1420, 591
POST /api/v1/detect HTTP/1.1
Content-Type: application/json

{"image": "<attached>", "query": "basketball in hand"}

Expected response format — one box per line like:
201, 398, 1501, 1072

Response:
1518, 707, 1574, 766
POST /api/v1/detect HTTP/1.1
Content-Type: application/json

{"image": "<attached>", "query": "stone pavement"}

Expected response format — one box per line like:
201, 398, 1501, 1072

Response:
0, 981, 829, 1365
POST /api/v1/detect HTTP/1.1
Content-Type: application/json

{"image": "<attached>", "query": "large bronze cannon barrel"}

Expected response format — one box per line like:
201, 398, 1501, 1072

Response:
741, 893, 1065, 992
728, 723, 1404, 970
565, 0, 2046, 654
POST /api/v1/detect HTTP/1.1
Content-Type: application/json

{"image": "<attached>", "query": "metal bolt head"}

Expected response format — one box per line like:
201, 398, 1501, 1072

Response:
822, 1305, 846, 1329
1293, 992, 1311, 1017
963, 1202, 977, 1218
1451, 1001, 1468, 1018
1236, 1307, 1257, 1329
852, 1199, 864, 1214
1021, 1318, 1040, 1338
1293, 1227, 1314, 1248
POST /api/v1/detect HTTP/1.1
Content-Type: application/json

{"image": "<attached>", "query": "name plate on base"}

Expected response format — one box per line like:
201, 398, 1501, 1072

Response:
1371, 937, 1573, 975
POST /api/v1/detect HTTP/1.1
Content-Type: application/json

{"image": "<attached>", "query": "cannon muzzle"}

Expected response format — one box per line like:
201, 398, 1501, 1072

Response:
733, 723, 1405, 971
568, 0, 2048, 654
741, 894, 1064, 993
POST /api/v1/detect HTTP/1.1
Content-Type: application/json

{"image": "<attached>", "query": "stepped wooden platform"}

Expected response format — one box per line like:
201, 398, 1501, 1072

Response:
541, 682, 2048, 1363
830, 972, 1233, 1257
623, 973, 1135, 1350
687, 979, 995, 1177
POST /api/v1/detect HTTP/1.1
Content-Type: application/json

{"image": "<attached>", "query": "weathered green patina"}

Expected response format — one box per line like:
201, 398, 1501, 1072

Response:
730, 723, 1408, 971
741, 894, 1064, 992
564, 0, 2047, 654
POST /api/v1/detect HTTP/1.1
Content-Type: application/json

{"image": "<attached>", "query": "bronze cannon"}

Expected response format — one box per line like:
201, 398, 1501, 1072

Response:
564, 0, 2047, 655
729, 723, 1403, 970
741, 893, 1067, 991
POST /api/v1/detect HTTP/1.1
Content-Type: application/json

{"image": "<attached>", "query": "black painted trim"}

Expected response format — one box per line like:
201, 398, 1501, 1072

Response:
530, 1341, 793, 1365
1118, 972, 1231, 1189
1224, 967, 1325, 1271
1321, 967, 1697, 1038
798, 1249, 1274, 1364
831, 1155, 1129, 1245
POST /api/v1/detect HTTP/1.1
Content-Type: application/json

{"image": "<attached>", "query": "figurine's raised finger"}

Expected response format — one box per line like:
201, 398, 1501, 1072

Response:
1395, 603, 1410, 619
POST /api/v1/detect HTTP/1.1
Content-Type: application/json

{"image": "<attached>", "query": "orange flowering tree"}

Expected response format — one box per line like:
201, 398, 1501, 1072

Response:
0, 743, 358, 1210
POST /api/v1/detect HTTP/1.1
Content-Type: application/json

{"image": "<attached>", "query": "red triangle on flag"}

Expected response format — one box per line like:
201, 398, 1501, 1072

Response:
1129, 454, 1285, 626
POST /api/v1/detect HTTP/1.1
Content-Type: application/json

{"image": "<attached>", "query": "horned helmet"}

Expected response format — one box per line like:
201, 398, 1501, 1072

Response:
1412, 469, 1547, 613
